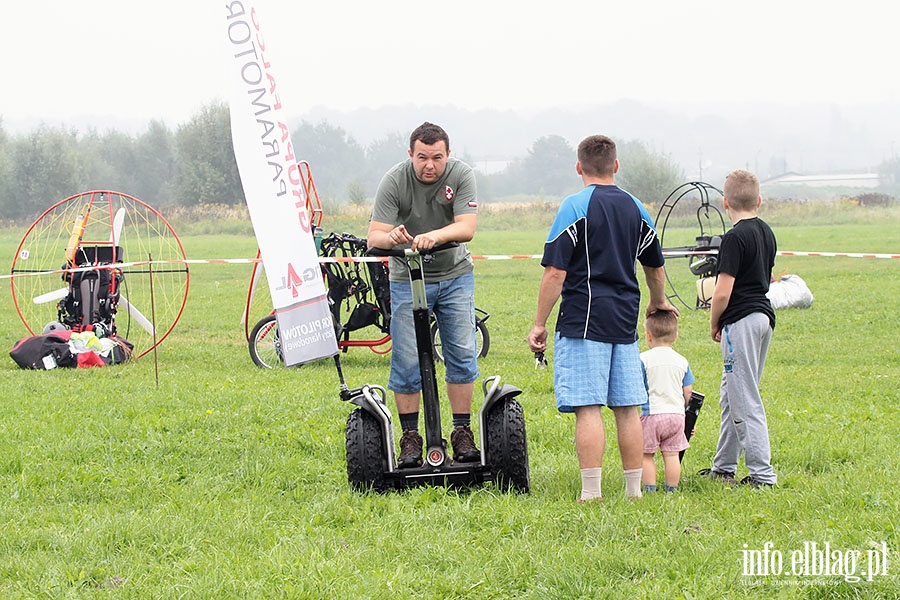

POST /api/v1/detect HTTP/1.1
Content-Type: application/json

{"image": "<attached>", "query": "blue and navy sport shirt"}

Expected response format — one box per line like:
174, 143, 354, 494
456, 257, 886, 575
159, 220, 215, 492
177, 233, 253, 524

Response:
542, 184, 664, 344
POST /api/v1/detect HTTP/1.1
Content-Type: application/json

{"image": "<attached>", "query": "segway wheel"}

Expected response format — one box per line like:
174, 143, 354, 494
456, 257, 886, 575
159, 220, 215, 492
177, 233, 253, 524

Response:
485, 399, 530, 493
345, 408, 388, 492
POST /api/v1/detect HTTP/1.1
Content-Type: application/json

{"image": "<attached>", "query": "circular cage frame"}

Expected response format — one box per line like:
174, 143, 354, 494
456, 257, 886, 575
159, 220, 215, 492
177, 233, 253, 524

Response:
10, 190, 190, 358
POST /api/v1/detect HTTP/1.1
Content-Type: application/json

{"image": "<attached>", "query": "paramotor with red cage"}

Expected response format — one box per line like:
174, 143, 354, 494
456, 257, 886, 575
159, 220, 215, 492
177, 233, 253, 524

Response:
10, 190, 190, 358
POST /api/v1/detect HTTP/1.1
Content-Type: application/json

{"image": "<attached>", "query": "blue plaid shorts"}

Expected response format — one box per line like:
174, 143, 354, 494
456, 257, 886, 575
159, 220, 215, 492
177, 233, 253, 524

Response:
553, 335, 647, 413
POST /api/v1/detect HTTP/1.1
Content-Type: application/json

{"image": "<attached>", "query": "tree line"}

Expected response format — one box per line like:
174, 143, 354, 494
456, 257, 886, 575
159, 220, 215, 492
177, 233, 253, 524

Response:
0, 101, 687, 222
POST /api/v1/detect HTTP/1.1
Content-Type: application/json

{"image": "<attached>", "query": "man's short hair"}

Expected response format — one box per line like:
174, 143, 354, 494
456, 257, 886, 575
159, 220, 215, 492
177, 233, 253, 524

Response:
723, 170, 760, 212
645, 310, 678, 342
577, 135, 617, 177
410, 122, 450, 152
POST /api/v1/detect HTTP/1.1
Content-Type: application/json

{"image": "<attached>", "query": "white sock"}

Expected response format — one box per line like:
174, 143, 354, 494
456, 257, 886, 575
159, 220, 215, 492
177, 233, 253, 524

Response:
624, 468, 643, 498
580, 467, 602, 500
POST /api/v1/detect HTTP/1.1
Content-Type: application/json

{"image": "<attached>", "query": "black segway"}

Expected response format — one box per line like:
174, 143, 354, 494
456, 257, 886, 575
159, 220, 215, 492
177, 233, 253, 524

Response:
342, 244, 529, 493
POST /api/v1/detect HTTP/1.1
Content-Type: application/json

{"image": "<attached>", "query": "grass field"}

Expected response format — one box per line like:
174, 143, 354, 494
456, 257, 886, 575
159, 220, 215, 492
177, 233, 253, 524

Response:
0, 202, 898, 598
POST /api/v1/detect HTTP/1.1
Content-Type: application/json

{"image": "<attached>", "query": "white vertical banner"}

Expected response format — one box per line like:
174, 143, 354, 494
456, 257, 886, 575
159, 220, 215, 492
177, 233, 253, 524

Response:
223, 2, 337, 366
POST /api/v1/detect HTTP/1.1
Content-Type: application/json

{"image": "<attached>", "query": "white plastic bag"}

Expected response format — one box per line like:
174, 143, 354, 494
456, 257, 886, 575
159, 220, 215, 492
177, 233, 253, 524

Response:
767, 274, 813, 309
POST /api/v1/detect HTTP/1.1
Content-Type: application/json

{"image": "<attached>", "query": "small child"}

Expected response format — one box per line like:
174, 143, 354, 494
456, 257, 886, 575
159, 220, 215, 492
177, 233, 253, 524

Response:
640, 310, 695, 492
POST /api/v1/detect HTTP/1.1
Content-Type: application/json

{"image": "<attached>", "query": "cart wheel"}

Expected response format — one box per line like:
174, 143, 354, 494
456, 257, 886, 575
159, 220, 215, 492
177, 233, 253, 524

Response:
248, 314, 285, 369
430, 317, 490, 363
346, 408, 388, 492
485, 399, 530, 493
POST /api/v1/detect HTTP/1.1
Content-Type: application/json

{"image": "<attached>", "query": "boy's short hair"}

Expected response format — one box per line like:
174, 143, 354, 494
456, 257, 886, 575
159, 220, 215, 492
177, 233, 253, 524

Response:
646, 310, 678, 343
577, 135, 616, 177
410, 122, 450, 152
723, 169, 760, 212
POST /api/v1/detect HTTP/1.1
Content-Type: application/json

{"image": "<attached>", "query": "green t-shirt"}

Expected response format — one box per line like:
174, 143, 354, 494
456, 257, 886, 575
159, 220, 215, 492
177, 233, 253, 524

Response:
370, 157, 478, 282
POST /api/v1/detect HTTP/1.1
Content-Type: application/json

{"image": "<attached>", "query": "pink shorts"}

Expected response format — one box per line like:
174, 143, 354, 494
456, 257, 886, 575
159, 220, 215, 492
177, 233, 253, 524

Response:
640, 413, 689, 454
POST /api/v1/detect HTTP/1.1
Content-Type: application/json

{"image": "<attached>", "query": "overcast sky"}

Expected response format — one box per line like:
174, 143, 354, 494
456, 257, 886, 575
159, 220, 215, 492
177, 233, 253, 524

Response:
2, 1, 896, 129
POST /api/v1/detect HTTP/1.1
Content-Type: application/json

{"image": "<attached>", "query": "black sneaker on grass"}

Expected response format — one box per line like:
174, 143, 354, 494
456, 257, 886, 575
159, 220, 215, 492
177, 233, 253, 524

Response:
698, 468, 737, 484
740, 475, 774, 488
398, 430, 423, 469
450, 425, 480, 463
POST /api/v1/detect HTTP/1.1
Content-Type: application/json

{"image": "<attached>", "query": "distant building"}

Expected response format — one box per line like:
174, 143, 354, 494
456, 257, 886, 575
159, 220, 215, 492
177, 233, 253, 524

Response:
761, 172, 880, 189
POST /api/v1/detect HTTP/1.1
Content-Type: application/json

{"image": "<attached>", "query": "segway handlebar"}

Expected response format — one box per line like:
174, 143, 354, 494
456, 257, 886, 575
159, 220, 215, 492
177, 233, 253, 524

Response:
366, 242, 459, 261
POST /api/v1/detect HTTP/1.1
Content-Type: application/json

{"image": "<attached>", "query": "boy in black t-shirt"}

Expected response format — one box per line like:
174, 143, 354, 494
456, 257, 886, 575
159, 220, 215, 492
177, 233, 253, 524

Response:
702, 170, 778, 488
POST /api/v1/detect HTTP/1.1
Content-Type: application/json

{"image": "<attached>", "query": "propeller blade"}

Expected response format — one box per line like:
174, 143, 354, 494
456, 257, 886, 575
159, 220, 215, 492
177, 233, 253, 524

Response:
33, 287, 69, 304
120, 296, 155, 335
111, 207, 125, 245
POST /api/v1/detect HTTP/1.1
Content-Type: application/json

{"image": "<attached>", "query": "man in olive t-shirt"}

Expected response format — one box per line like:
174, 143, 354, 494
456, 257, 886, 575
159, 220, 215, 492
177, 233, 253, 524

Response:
367, 122, 480, 469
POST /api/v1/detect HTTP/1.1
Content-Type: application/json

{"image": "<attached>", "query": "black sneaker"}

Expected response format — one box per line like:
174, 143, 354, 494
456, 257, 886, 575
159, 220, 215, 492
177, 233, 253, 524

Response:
398, 430, 423, 469
698, 468, 737, 485
450, 425, 480, 463
740, 475, 774, 488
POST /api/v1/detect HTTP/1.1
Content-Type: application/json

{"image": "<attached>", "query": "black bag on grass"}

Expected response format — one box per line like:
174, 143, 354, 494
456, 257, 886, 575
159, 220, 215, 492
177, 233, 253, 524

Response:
10, 333, 77, 369
104, 335, 134, 365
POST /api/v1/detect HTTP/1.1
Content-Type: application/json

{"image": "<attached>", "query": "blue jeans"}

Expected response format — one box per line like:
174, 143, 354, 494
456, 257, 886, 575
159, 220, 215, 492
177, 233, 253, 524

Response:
388, 271, 479, 393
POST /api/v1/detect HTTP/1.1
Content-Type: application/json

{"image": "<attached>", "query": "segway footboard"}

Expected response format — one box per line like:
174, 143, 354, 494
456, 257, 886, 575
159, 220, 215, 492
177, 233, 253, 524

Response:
383, 462, 493, 490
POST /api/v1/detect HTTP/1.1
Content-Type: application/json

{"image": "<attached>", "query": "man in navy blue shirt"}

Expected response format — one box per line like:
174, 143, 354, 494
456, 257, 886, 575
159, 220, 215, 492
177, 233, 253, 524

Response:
527, 134, 677, 502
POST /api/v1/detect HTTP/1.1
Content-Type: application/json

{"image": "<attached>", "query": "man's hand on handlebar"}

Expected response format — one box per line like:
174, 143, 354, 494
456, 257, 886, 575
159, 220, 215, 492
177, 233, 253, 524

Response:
387, 224, 413, 248
367, 241, 458, 259
377, 222, 459, 253
411, 233, 438, 252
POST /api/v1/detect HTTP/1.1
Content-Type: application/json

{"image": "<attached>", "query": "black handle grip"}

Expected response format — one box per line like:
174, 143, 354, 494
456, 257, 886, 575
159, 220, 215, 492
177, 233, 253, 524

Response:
366, 241, 459, 259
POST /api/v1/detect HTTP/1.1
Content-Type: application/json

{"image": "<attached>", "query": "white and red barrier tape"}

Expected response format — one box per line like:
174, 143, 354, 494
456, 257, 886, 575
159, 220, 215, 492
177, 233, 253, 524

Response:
775, 251, 899, 259
3, 250, 898, 281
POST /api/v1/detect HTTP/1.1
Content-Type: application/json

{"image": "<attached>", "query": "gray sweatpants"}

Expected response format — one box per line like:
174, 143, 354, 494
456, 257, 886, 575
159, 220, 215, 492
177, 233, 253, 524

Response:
712, 312, 776, 484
